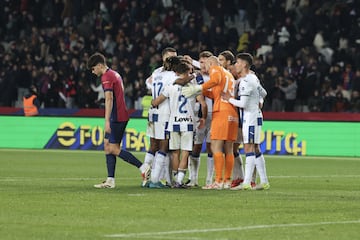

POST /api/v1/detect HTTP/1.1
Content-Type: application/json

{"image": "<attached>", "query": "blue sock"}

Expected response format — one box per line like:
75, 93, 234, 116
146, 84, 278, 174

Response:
118, 150, 142, 168
106, 154, 116, 177
192, 152, 200, 158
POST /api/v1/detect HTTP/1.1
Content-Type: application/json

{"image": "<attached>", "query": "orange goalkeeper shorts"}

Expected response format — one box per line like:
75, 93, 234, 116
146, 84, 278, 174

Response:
210, 111, 238, 141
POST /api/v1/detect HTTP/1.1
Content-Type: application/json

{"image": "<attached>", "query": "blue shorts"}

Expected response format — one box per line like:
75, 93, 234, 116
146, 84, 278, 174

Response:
105, 121, 128, 144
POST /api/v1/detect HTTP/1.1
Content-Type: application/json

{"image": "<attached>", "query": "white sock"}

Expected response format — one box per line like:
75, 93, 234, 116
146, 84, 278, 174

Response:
151, 153, 157, 172
144, 152, 155, 166
187, 156, 192, 180
206, 155, 214, 185
151, 152, 166, 183
106, 177, 114, 183
177, 169, 186, 184
255, 153, 269, 184
139, 159, 152, 173
162, 154, 171, 184
159, 167, 166, 183
190, 155, 200, 184
243, 153, 256, 185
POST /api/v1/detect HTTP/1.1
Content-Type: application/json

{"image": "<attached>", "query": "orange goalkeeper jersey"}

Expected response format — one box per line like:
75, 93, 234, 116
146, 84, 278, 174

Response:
202, 66, 237, 114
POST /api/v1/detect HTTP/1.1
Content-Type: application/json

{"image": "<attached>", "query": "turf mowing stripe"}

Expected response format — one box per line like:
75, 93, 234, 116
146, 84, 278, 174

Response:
1, 174, 359, 182
0, 177, 100, 181
0, 149, 105, 155
0, 149, 359, 160
269, 175, 360, 178
104, 219, 360, 238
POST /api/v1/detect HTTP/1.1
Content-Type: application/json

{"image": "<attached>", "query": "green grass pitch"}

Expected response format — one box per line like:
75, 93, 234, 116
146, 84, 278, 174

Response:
0, 149, 359, 240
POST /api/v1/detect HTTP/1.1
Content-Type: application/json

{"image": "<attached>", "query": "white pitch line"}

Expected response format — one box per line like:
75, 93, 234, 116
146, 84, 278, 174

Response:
124, 236, 208, 240
105, 220, 360, 238
269, 175, 360, 178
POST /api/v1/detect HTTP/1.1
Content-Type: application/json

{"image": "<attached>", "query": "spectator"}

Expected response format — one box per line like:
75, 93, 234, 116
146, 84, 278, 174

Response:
102, 33, 116, 55
321, 87, 335, 112
328, 64, 343, 90
352, 69, 360, 92
308, 89, 322, 112
0, 0, 359, 113
63, 74, 77, 109
278, 77, 298, 112
350, 90, 360, 113
15, 63, 32, 101
341, 64, 354, 91
148, 10, 161, 29
262, 65, 278, 111
278, 26, 290, 46
270, 76, 285, 112
123, 75, 134, 110
297, 63, 318, 107
332, 91, 350, 112
77, 79, 93, 108
23, 85, 40, 116
90, 80, 105, 108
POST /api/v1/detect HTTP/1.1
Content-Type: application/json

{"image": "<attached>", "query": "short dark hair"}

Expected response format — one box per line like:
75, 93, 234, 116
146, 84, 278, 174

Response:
87, 52, 106, 69
219, 50, 235, 64
199, 51, 213, 58
236, 53, 253, 67
164, 56, 181, 71
174, 62, 190, 75
161, 47, 177, 57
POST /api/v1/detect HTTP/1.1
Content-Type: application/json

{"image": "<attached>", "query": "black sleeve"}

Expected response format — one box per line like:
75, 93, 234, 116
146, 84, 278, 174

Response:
33, 97, 40, 109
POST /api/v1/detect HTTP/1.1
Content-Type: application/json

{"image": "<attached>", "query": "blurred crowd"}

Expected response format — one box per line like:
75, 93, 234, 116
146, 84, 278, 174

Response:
0, 0, 359, 112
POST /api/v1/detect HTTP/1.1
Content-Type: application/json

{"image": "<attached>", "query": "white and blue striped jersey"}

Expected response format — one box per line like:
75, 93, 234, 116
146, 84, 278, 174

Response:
150, 69, 177, 122
230, 73, 267, 144
162, 83, 196, 132
146, 66, 163, 123
236, 73, 267, 112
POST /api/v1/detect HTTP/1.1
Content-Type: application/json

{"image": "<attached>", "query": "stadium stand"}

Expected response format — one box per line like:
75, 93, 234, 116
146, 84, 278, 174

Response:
0, 0, 359, 113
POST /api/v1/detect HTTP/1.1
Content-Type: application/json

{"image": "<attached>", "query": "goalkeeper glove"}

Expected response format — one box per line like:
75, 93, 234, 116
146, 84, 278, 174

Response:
181, 84, 202, 98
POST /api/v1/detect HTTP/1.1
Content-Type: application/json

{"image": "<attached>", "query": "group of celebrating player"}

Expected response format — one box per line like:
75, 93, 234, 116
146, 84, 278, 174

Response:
87, 47, 269, 190
140, 47, 270, 190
